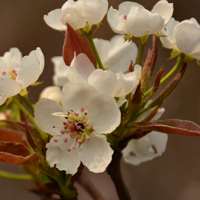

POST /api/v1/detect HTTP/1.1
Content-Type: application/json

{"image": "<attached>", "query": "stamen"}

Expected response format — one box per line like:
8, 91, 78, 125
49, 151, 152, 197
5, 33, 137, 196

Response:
80, 107, 84, 112
88, 125, 93, 130
60, 130, 65, 134
74, 132, 77, 135
53, 126, 55, 128
86, 136, 90, 141
72, 145, 76, 150
64, 125, 68, 130
70, 135, 75, 138
79, 132, 82, 135
1, 71, 6, 76
76, 125, 81, 129
63, 138, 68, 143
67, 148, 71, 152
63, 122, 67, 125
74, 112, 79, 116
84, 112, 87, 115
69, 125, 75, 132
83, 120, 86, 125
54, 138, 58, 142
124, 15, 127, 20
68, 120, 73, 124
77, 139, 82, 143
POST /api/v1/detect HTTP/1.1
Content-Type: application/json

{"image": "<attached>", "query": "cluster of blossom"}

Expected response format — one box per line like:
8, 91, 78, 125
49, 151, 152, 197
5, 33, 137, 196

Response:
1, 0, 200, 199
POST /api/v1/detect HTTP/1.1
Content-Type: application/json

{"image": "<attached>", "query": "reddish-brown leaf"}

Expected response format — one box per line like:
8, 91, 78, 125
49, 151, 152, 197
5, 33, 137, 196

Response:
0, 142, 40, 165
130, 119, 200, 137
141, 49, 151, 93
63, 23, 97, 67
150, 36, 157, 77
25, 116, 37, 150
146, 64, 187, 110
0, 127, 24, 143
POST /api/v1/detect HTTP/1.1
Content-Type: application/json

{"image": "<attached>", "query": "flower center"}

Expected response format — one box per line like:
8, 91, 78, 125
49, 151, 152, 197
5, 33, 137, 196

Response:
53, 107, 93, 152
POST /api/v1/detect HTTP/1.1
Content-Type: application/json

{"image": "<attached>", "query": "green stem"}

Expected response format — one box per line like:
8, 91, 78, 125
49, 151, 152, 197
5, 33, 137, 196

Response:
84, 31, 104, 70
136, 39, 146, 65
144, 54, 185, 97
0, 170, 33, 181
12, 97, 46, 140
19, 95, 34, 113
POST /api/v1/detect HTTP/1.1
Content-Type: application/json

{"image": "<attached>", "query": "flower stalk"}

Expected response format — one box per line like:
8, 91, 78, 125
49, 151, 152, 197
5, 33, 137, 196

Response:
84, 31, 105, 70
0, 170, 33, 181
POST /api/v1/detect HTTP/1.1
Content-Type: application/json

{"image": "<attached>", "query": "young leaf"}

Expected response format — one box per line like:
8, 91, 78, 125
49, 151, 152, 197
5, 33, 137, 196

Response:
0, 127, 24, 143
129, 119, 200, 137
0, 142, 40, 165
63, 23, 97, 67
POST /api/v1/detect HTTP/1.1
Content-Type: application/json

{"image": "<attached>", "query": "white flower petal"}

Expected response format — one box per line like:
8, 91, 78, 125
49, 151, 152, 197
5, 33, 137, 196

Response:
17, 48, 44, 88
87, 69, 119, 97
123, 131, 168, 165
61, 82, 97, 112
86, 92, 120, 133
126, 7, 150, 37
70, 53, 95, 81
95, 35, 138, 73
46, 135, 80, 175
149, 12, 165, 34
126, 7, 164, 37
151, 0, 173, 25
34, 98, 65, 136
78, 0, 108, 25
66, 67, 86, 84
79, 132, 113, 173
39, 86, 62, 103
160, 18, 179, 49
62, 0, 76, 10
61, 6, 86, 30
52, 56, 68, 87
0, 77, 22, 98
93, 38, 110, 67
119, 2, 144, 15
44, 9, 66, 31
116, 65, 142, 97
174, 21, 200, 59
3, 48, 22, 61
107, 6, 127, 34
0, 96, 7, 106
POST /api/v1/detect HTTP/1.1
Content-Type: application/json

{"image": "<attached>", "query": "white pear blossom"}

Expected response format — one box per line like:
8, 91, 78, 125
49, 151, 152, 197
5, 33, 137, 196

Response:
107, 0, 173, 37
94, 35, 138, 73
67, 53, 141, 98
123, 105, 168, 165
160, 17, 200, 60
123, 131, 168, 165
52, 53, 141, 102
44, 0, 108, 31
0, 47, 44, 105
39, 86, 62, 103
35, 82, 120, 175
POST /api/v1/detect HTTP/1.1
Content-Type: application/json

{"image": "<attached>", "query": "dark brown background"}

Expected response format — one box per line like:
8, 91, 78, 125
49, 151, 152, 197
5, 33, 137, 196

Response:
1, 0, 200, 199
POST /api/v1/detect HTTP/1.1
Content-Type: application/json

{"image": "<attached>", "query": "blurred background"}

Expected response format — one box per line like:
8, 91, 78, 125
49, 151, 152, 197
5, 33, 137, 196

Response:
1, 0, 200, 199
